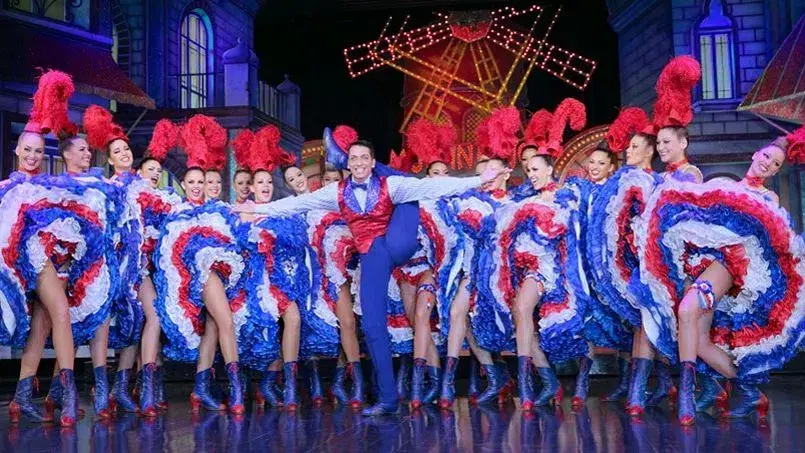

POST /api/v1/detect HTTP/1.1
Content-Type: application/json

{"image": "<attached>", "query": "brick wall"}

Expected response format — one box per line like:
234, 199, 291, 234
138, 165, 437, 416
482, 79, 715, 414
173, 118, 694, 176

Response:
166, 0, 257, 108
117, 0, 146, 88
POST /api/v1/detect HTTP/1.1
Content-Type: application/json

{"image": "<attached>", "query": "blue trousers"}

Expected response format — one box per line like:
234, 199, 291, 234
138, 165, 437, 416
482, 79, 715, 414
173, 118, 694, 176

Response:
359, 202, 419, 405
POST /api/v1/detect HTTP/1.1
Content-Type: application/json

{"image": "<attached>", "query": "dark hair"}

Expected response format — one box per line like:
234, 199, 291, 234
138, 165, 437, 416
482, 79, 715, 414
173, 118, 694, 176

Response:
234, 168, 251, 179
635, 132, 657, 148
529, 154, 554, 167
660, 125, 689, 142
57, 135, 84, 159
592, 140, 619, 166
323, 163, 341, 174
425, 160, 448, 174
519, 143, 538, 158
136, 156, 161, 170
347, 139, 375, 159
182, 166, 204, 182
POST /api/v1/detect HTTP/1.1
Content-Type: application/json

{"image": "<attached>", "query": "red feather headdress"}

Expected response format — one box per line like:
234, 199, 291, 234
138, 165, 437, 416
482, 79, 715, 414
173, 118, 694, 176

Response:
543, 98, 586, 158
652, 55, 701, 130
475, 106, 520, 167
783, 125, 805, 164
233, 125, 294, 173
180, 114, 227, 171
606, 107, 651, 153
83, 105, 128, 150
388, 148, 414, 172
25, 69, 77, 137
333, 125, 359, 151
404, 118, 456, 170
146, 119, 180, 163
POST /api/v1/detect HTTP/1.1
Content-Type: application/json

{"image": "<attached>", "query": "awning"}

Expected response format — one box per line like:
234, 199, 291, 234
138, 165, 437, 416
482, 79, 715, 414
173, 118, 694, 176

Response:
738, 15, 804, 125
0, 23, 155, 109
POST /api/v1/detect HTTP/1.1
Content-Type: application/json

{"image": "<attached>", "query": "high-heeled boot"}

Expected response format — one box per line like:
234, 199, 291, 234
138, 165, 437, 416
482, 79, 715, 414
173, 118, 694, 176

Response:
44, 375, 62, 419
601, 356, 630, 401
476, 363, 507, 405
410, 358, 428, 409
330, 366, 348, 405
535, 366, 562, 406
190, 369, 225, 412
59, 369, 78, 428
726, 381, 769, 420
626, 358, 652, 417
110, 368, 138, 413
93, 366, 112, 419
695, 374, 728, 413
306, 360, 324, 406
423, 365, 441, 405
438, 357, 458, 409
647, 359, 677, 406
9, 376, 50, 423
226, 362, 245, 415
348, 361, 364, 408
677, 361, 696, 426
396, 354, 411, 401
140, 363, 158, 418
155, 366, 168, 410
572, 356, 593, 410
468, 358, 481, 405
517, 356, 537, 411
255, 370, 282, 408
283, 362, 299, 411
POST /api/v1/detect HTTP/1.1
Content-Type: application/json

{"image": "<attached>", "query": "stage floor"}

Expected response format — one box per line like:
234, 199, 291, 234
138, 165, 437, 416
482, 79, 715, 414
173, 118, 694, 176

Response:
1, 376, 803, 452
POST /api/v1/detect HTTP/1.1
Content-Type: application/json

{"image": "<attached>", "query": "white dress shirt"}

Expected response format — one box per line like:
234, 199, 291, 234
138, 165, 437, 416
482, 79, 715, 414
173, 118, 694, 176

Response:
252, 174, 483, 216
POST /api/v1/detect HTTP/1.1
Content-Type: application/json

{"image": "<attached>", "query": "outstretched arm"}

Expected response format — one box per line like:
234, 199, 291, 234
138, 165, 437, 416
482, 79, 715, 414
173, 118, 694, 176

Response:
250, 183, 339, 216
387, 166, 508, 204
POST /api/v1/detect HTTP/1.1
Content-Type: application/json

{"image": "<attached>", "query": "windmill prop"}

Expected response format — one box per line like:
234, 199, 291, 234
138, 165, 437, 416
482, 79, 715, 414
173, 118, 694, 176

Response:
344, 4, 597, 134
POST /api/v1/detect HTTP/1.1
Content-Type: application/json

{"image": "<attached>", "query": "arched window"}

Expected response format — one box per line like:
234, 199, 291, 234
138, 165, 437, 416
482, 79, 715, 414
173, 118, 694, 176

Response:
696, 0, 736, 101
180, 9, 214, 108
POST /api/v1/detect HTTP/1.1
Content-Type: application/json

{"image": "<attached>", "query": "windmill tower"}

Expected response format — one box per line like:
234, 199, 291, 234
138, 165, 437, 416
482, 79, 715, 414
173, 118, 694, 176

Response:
344, 4, 597, 135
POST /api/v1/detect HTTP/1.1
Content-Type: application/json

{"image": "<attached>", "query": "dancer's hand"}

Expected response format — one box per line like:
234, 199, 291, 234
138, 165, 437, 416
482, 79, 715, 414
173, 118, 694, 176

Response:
480, 166, 511, 185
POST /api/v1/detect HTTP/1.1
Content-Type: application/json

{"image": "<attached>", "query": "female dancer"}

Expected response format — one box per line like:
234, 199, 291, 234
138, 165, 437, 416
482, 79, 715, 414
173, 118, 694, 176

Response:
6, 71, 81, 425
637, 126, 805, 425
233, 169, 252, 206
153, 114, 246, 415
438, 107, 519, 410
283, 163, 364, 406
234, 125, 304, 410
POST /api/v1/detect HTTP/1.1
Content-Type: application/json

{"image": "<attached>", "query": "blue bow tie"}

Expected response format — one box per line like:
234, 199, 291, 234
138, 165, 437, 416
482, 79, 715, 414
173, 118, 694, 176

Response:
352, 182, 368, 190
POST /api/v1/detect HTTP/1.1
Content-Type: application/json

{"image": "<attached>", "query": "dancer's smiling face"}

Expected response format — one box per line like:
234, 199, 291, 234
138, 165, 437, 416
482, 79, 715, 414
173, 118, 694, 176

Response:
284, 166, 309, 195
182, 168, 205, 203
108, 139, 133, 173
347, 144, 375, 183
252, 170, 274, 203
526, 155, 553, 190
426, 161, 449, 178
657, 127, 687, 165
625, 134, 655, 169
204, 171, 222, 200
322, 169, 343, 186
748, 144, 785, 179
15, 132, 45, 174
138, 158, 162, 189
62, 137, 92, 173
586, 150, 615, 183
233, 171, 251, 202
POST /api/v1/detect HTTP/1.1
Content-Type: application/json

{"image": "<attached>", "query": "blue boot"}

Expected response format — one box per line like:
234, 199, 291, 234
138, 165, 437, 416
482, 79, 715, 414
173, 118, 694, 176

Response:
330, 367, 348, 406
647, 359, 676, 406
348, 361, 364, 408
602, 356, 630, 401
438, 357, 458, 409
535, 367, 561, 406
678, 361, 696, 426
572, 356, 592, 410
9, 376, 50, 423
477, 363, 507, 405
626, 358, 652, 417
468, 358, 481, 405
190, 369, 225, 412
93, 366, 112, 419
59, 369, 78, 428
283, 362, 299, 411
155, 366, 168, 410
307, 360, 324, 406
256, 370, 282, 408
726, 382, 768, 420
44, 375, 62, 418
423, 365, 441, 405
226, 362, 245, 415
410, 358, 427, 409
517, 356, 537, 411
140, 363, 158, 417
696, 374, 728, 413
110, 368, 138, 414
396, 354, 411, 401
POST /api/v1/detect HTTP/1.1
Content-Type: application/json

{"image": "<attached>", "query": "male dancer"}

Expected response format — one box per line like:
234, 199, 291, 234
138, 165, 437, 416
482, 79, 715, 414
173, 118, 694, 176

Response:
242, 138, 508, 415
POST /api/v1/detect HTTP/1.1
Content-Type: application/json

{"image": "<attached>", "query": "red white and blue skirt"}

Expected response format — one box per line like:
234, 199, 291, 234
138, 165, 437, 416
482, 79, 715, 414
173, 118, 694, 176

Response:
586, 166, 661, 329
636, 180, 805, 382
0, 171, 116, 347
559, 177, 633, 351
483, 198, 587, 362
152, 201, 250, 362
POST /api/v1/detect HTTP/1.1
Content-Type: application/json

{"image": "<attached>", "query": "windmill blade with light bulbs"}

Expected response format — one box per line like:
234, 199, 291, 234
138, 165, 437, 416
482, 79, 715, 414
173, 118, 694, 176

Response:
343, 4, 597, 133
